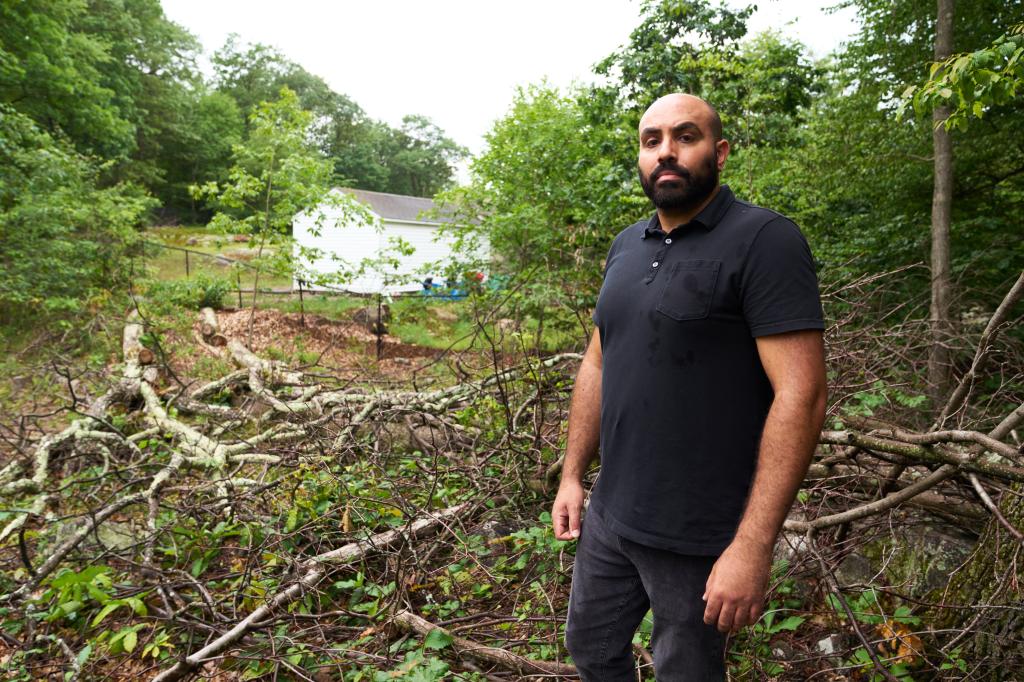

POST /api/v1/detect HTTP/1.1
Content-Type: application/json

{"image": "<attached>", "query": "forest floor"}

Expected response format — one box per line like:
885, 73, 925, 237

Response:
1, 272, 1021, 680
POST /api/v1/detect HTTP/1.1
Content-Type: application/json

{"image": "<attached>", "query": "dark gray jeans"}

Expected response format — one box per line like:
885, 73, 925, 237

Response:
565, 509, 727, 681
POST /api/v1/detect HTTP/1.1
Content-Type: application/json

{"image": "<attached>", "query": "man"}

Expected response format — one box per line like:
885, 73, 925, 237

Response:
552, 93, 827, 680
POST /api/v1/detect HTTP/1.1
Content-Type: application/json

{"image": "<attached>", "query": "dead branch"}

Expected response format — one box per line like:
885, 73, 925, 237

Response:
151, 502, 471, 682
392, 610, 579, 678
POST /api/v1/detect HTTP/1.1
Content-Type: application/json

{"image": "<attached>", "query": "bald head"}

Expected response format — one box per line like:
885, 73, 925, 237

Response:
640, 94, 723, 142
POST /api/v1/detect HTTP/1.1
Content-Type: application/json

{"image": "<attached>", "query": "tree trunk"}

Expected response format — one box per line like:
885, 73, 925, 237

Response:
928, 0, 955, 404
937, 483, 1024, 674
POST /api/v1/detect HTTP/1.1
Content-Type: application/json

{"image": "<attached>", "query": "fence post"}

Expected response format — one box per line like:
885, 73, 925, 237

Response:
298, 279, 305, 327
237, 271, 243, 308
185, 249, 190, 278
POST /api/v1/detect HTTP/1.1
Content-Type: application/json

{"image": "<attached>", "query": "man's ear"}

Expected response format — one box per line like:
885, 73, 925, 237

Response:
716, 139, 731, 171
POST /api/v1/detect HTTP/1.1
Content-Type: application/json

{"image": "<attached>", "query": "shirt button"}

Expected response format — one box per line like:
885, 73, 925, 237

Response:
665, 238, 672, 244
652, 261, 659, 268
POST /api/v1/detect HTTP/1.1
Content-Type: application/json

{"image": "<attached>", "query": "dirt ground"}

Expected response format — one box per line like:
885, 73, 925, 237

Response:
207, 307, 444, 382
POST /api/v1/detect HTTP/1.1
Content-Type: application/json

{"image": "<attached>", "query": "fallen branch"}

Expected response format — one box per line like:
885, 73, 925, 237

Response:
151, 502, 472, 682
392, 610, 579, 678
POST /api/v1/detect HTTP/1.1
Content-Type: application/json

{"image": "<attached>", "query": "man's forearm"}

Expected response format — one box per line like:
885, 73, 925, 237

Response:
733, 389, 825, 549
561, 358, 602, 484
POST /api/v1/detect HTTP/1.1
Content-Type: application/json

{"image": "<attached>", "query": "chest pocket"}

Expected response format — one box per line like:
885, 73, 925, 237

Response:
656, 259, 721, 321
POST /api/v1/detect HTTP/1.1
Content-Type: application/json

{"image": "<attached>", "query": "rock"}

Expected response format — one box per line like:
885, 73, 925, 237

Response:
378, 422, 413, 452
432, 306, 458, 322
53, 519, 141, 552
495, 318, 517, 333
771, 642, 795, 660
233, 234, 249, 242
186, 237, 200, 245
351, 305, 391, 335
885, 522, 975, 596
96, 522, 141, 551
376, 421, 447, 453
774, 530, 810, 566
836, 553, 875, 586
816, 634, 843, 657
475, 518, 519, 542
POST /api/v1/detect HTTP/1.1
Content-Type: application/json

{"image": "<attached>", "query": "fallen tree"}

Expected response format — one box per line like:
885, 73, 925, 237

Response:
0, 268, 1020, 680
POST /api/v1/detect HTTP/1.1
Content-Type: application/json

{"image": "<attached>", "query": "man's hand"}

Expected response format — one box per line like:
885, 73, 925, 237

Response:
702, 538, 772, 633
552, 480, 585, 540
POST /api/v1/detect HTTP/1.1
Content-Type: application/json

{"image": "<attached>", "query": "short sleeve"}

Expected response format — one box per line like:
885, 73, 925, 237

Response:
592, 236, 621, 326
740, 217, 824, 337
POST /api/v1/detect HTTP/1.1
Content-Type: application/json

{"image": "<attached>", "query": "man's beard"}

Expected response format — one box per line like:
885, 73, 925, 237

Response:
639, 151, 719, 214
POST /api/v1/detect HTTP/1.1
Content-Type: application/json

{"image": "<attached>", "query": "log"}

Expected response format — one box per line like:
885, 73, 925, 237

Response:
392, 610, 579, 678
199, 307, 227, 346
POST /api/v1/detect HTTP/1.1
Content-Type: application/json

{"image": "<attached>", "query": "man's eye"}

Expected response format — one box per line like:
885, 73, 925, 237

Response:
644, 138, 659, 147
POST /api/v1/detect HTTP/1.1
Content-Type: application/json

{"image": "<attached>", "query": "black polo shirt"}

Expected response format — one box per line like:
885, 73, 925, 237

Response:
589, 185, 824, 555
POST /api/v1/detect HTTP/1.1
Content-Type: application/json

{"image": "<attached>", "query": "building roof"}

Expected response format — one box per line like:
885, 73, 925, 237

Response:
339, 187, 456, 224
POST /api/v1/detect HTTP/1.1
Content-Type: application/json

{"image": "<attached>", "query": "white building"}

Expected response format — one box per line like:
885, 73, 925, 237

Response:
293, 188, 483, 294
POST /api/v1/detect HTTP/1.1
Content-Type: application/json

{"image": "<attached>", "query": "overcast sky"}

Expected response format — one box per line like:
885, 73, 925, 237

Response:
162, 0, 859, 156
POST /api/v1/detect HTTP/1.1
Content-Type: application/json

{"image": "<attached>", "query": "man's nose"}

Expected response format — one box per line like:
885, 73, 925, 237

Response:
657, 137, 677, 163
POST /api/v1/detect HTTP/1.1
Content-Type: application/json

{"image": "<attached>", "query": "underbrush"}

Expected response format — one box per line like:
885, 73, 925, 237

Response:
1, 268, 1021, 679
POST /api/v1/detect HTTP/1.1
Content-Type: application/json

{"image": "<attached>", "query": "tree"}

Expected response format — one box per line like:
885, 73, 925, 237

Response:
158, 90, 245, 222
442, 85, 637, 341
212, 35, 463, 198
383, 115, 467, 197
191, 88, 368, 339
767, 0, 1024, 299
927, 0, 956, 400
901, 21, 1024, 671
0, 105, 153, 325
905, 23, 1024, 129
0, 0, 134, 158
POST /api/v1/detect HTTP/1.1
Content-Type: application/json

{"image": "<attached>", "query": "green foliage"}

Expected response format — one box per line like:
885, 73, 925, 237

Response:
212, 35, 465, 198
839, 380, 929, 420
346, 651, 457, 682
903, 23, 1024, 130
0, 0, 134, 157
144, 273, 232, 310
441, 84, 638, 326
192, 86, 371, 288
38, 565, 115, 625
728, 571, 806, 677
592, 1, 821, 151
0, 105, 153, 326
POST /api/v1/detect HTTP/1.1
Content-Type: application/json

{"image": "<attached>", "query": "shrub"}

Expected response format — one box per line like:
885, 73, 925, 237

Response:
145, 274, 232, 310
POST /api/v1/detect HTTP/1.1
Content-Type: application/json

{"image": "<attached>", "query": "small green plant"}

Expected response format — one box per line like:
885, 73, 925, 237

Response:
145, 273, 232, 310
828, 588, 925, 680
840, 380, 929, 419
729, 573, 806, 678
38, 565, 116, 624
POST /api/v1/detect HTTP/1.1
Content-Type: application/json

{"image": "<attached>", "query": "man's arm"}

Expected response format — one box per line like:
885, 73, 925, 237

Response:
703, 329, 827, 632
552, 328, 603, 540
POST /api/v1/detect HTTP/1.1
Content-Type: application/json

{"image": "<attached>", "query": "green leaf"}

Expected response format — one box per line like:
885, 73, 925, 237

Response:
122, 629, 137, 653
128, 597, 148, 616
772, 615, 805, 632
91, 602, 122, 627
60, 600, 84, 616
75, 643, 92, 668
285, 506, 299, 533
422, 628, 453, 650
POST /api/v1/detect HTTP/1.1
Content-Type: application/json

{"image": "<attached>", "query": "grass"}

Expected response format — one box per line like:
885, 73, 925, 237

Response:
144, 226, 292, 290
143, 226, 587, 354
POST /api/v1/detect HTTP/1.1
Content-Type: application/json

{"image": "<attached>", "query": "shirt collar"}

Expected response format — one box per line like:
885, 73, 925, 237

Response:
642, 184, 736, 239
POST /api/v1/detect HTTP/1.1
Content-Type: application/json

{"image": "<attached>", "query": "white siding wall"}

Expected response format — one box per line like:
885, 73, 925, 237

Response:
293, 201, 472, 295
